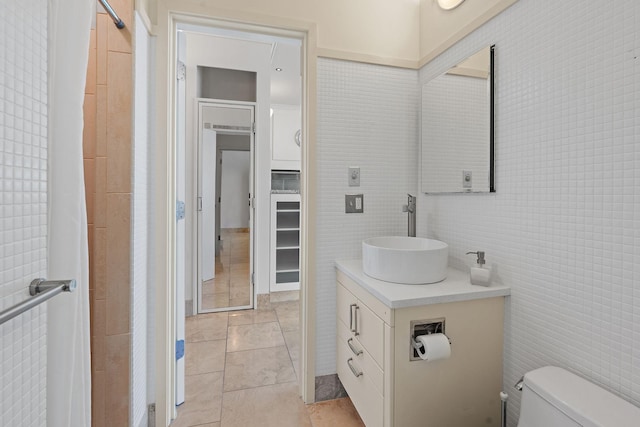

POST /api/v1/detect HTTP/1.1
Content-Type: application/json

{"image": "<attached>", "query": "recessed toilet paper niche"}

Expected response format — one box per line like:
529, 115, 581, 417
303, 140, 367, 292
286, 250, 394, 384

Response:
410, 318, 446, 361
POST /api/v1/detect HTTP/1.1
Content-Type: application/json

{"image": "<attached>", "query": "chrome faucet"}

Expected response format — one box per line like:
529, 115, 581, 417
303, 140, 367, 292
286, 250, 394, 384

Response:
402, 194, 416, 237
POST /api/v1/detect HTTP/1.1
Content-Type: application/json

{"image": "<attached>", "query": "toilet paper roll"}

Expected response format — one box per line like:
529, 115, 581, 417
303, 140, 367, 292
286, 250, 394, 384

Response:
415, 333, 451, 361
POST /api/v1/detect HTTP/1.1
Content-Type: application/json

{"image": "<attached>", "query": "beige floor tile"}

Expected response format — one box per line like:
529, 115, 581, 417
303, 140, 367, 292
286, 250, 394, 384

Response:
228, 297, 250, 307
223, 346, 296, 392
230, 262, 250, 271
229, 285, 250, 299
220, 383, 312, 427
215, 264, 231, 276
228, 279, 250, 290
202, 293, 231, 310
202, 281, 230, 296
273, 300, 299, 317
228, 309, 277, 326
274, 301, 300, 332
307, 398, 365, 427
229, 273, 249, 283
226, 322, 285, 352
269, 290, 300, 303
185, 339, 226, 376
172, 372, 223, 427
186, 312, 228, 343
283, 329, 300, 362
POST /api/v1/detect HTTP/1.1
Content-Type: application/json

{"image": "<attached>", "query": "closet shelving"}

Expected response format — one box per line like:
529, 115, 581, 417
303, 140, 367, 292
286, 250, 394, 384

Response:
270, 194, 301, 291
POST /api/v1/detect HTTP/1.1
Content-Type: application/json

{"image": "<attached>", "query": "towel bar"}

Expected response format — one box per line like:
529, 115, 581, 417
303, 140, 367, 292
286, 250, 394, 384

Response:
0, 279, 76, 326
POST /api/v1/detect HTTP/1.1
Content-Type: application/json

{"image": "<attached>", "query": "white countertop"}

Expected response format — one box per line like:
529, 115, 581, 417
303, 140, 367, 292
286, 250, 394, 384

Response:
335, 259, 510, 309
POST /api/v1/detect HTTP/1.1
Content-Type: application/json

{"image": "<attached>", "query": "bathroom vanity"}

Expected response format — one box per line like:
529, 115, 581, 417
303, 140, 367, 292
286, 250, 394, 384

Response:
335, 260, 510, 427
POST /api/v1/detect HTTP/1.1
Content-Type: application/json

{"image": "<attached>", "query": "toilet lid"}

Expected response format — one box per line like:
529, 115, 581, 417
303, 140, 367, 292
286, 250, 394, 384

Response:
523, 366, 640, 427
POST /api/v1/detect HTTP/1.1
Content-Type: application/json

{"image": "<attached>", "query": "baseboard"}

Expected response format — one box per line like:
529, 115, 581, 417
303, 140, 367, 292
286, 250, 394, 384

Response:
146, 403, 155, 427
314, 374, 347, 401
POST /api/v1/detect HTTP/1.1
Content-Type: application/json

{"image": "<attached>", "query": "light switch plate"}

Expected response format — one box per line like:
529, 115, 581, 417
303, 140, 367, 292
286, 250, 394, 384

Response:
348, 167, 360, 186
462, 170, 472, 189
345, 194, 364, 213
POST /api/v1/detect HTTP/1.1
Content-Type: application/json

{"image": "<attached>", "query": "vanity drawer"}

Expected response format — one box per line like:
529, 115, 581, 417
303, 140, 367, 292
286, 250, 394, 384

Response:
338, 318, 383, 395
337, 333, 384, 427
337, 282, 358, 327
337, 282, 385, 368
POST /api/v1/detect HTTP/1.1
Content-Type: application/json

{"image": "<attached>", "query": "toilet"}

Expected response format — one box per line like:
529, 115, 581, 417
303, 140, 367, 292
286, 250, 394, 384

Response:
517, 366, 640, 427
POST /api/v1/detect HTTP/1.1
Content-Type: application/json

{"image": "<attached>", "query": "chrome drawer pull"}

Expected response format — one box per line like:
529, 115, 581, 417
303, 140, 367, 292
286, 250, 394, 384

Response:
347, 338, 363, 356
349, 303, 357, 334
347, 358, 363, 378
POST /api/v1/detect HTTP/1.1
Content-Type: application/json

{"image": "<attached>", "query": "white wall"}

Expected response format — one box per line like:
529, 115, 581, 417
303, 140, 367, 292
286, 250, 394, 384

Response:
221, 151, 251, 229
0, 1, 49, 426
417, 0, 640, 423
315, 58, 419, 375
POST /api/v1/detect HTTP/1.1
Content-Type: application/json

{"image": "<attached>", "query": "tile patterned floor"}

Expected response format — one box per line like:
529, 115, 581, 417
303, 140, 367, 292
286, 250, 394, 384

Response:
172, 295, 365, 427
202, 229, 251, 310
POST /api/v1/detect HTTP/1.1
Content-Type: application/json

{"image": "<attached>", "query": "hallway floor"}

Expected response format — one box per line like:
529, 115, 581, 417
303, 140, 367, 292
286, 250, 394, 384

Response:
171, 293, 365, 427
202, 228, 251, 310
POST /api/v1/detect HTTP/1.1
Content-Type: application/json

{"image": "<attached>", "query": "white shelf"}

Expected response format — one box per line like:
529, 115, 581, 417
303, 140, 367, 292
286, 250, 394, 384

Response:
271, 192, 301, 292
276, 268, 300, 274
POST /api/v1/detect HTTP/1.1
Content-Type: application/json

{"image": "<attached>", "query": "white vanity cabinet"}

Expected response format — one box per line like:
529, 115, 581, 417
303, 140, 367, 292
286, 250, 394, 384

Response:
335, 263, 509, 427
336, 282, 388, 427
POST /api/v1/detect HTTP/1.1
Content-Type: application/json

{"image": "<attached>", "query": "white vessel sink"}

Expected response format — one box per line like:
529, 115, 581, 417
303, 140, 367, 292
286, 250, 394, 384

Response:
362, 236, 448, 285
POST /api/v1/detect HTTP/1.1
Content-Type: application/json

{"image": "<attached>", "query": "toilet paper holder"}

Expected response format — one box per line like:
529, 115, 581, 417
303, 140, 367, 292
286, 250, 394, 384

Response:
410, 318, 451, 361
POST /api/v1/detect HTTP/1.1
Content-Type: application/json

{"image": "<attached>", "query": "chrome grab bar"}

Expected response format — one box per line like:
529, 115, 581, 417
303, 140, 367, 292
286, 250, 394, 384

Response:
0, 278, 77, 326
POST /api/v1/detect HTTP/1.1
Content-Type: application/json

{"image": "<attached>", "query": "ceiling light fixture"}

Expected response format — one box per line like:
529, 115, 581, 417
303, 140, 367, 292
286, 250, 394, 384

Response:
275, 67, 283, 72
437, 0, 465, 10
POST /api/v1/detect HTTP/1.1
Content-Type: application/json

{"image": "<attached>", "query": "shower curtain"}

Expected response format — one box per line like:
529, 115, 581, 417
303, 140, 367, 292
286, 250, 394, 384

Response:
47, 0, 93, 425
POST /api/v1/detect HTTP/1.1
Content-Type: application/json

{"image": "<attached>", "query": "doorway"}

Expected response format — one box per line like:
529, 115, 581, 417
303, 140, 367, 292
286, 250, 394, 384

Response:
162, 17, 314, 423
197, 101, 255, 313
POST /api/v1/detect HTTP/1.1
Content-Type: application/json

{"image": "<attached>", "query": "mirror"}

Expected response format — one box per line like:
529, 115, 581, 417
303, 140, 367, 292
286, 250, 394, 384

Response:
421, 45, 495, 193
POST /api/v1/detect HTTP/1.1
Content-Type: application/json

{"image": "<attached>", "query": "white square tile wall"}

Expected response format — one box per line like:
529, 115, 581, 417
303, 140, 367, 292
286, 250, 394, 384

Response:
417, 0, 640, 423
133, 11, 152, 427
316, 58, 418, 375
0, 1, 49, 426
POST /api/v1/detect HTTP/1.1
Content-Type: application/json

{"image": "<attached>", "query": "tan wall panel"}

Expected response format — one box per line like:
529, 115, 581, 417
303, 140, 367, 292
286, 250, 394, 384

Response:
160, 0, 420, 66
419, 0, 518, 65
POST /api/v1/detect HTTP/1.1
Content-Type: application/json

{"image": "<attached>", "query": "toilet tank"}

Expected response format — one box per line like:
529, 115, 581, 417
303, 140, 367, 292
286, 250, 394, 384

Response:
517, 366, 640, 427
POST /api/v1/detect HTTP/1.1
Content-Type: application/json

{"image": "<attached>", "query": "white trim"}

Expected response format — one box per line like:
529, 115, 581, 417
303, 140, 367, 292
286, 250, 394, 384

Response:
155, 11, 317, 426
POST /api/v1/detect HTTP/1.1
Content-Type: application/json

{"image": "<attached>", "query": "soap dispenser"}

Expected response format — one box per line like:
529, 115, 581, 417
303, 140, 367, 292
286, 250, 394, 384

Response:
466, 251, 492, 286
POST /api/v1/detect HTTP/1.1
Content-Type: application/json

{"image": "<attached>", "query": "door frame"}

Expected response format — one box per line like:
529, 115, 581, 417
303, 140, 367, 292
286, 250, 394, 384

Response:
155, 11, 317, 425
195, 100, 255, 314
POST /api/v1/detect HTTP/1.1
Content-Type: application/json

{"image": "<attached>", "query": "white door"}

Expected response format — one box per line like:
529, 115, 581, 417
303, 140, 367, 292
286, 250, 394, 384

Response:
201, 130, 217, 281
197, 101, 255, 313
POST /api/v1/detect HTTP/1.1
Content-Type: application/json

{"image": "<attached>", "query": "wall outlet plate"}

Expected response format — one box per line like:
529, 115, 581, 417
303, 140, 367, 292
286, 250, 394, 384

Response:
348, 167, 360, 186
345, 194, 364, 213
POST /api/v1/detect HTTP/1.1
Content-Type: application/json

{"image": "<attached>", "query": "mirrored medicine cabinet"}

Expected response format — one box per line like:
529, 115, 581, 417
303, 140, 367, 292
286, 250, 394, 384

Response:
421, 45, 495, 193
